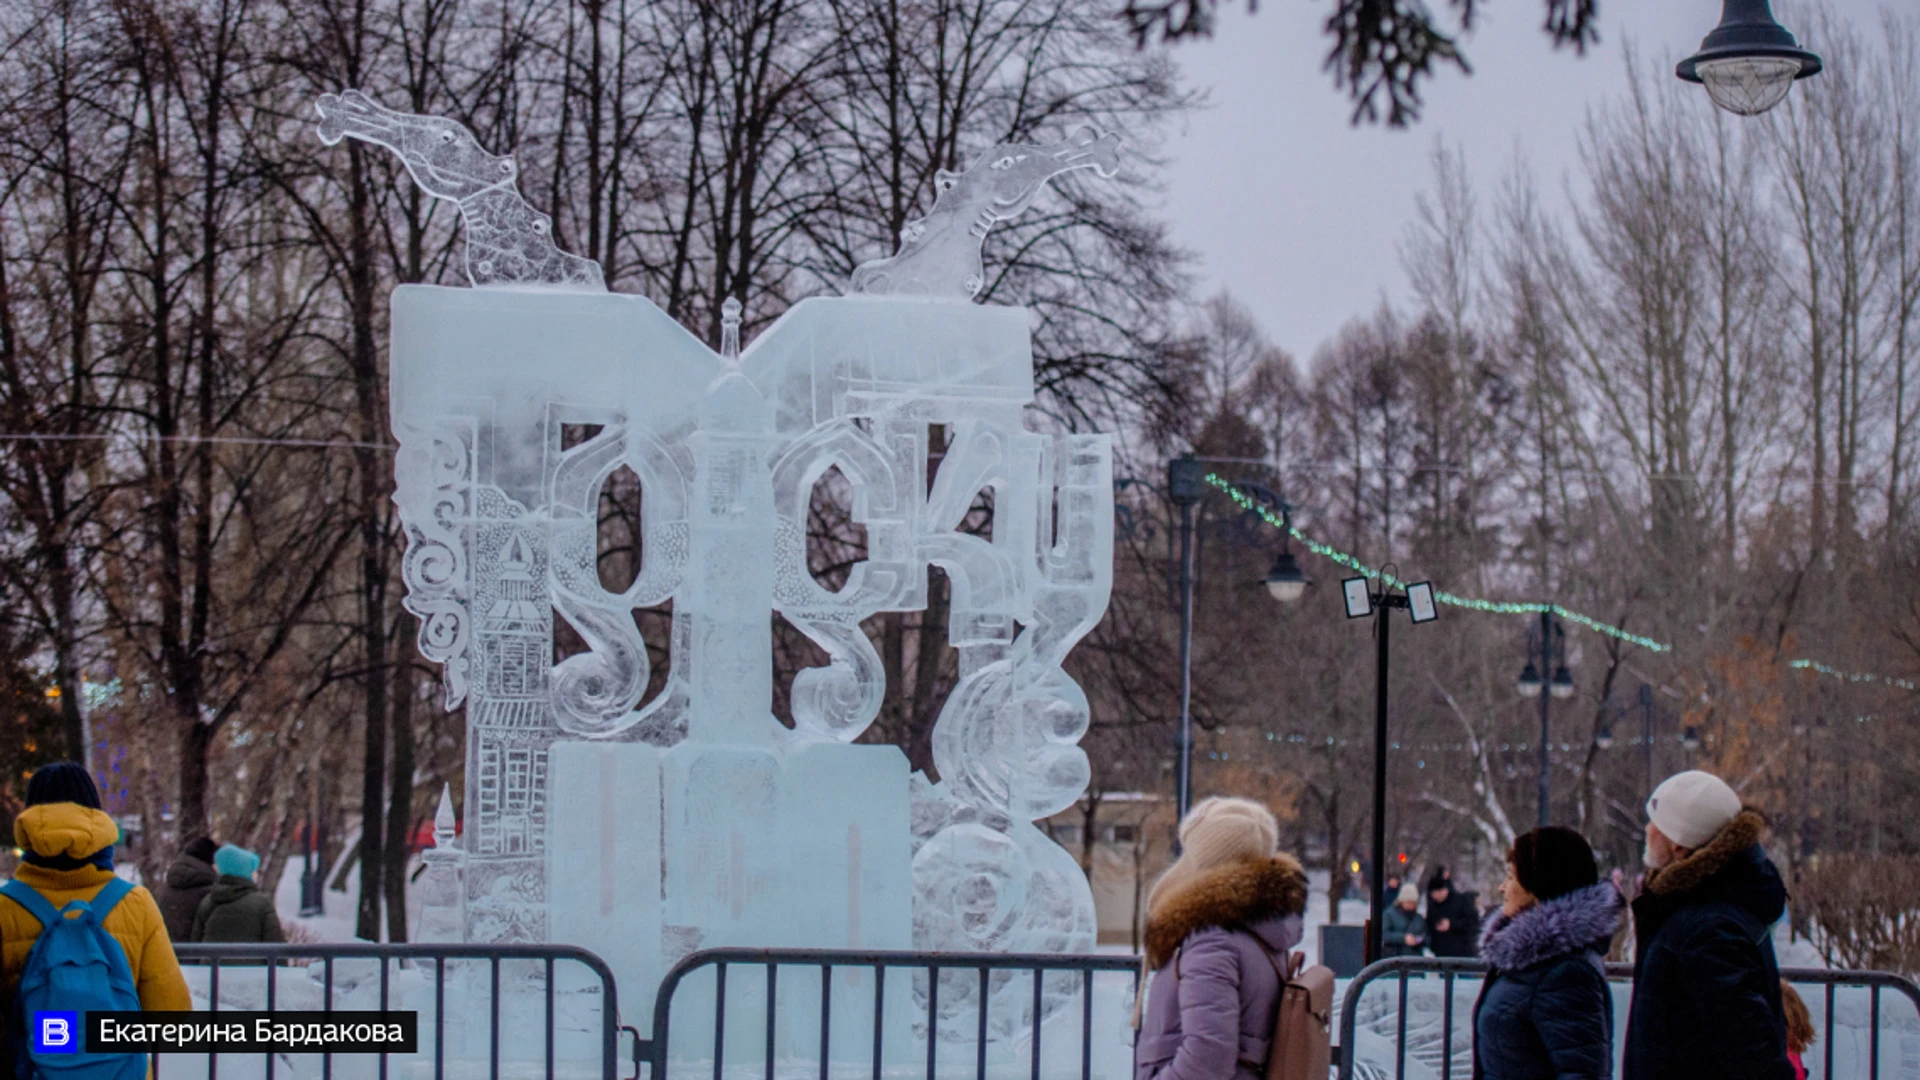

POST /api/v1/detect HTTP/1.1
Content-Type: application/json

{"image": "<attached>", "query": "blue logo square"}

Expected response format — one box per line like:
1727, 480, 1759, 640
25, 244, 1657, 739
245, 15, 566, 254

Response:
32, 1011, 80, 1054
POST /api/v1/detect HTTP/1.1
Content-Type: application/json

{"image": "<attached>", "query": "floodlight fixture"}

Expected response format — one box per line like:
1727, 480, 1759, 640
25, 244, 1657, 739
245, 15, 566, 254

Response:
1682, 726, 1703, 751
1342, 577, 1372, 619
1595, 725, 1615, 750
1406, 581, 1437, 624
1677, 0, 1822, 117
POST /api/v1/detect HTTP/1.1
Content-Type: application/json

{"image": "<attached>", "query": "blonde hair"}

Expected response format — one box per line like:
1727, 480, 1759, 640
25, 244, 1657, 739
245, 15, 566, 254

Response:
1780, 979, 1816, 1055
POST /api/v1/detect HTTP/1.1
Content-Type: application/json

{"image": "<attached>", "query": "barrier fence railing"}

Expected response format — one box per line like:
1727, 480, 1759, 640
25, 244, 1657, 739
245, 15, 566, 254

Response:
170, 943, 622, 1080
1336, 956, 1920, 1080
639, 947, 1142, 1080
167, 944, 1137, 1080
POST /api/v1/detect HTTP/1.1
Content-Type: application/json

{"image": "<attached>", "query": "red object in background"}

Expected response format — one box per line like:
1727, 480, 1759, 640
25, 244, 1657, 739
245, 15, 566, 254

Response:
285, 818, 460, 855
407, 817, 461, 854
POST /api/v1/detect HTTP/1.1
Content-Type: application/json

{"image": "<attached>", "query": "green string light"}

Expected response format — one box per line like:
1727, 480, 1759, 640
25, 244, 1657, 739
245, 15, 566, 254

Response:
1203, 474, 1920, 689
1787, 659, 1919, 692
1206, 473, 1675, 651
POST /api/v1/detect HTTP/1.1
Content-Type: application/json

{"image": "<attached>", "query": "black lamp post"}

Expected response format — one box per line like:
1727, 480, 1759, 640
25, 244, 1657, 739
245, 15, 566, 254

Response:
1677, 0, 1823, 116
1596, 683, 1663, 801
1517, 611, 1573, 828
1167, 455, 1307, 827
1790, 715, 1825, 861
1343, 575, 1437, 962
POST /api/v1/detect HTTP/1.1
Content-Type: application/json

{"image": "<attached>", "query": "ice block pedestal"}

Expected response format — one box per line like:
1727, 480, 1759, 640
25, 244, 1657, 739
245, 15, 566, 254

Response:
546, 738, 913, 1066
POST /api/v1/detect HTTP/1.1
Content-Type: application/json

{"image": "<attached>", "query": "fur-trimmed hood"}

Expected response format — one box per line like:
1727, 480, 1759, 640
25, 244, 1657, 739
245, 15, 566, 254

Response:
1479, 882, 1624, 972
1144, 854, 1307, 969
1646, 807, 1765, 897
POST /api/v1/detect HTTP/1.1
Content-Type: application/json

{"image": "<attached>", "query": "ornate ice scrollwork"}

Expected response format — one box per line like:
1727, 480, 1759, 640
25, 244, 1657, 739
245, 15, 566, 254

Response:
769, 420, 915, 745
547, 422, 692, 737
397, 419, 476, 708
910, 431, 1111, 1034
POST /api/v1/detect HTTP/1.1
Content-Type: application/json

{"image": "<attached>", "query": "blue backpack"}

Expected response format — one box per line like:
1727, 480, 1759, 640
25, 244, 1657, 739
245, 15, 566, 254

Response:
2, 878, 146, 1080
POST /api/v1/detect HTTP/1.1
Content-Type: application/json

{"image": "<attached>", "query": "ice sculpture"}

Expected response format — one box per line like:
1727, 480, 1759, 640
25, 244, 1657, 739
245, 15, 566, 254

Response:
323, 91, 1117, 1055
849, 126, 1121, 299
316, 91, 605, 290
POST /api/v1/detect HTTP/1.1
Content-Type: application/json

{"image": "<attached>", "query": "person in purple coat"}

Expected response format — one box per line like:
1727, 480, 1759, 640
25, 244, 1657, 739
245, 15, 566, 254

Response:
1134, 797, 1309, 1080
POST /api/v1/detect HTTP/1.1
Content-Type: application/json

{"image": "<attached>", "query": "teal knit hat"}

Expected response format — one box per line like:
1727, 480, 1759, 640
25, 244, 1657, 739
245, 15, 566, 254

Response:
214, 843, 261, 879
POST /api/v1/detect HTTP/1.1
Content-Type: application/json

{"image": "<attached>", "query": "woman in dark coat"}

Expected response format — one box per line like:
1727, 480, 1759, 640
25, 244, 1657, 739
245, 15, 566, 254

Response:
1472, 827, 1624, 1080
191, 844, 285, 944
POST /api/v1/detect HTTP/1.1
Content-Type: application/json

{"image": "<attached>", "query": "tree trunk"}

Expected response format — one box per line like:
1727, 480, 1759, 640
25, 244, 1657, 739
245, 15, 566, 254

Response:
177, 719, 213, 845
383, 646, 417, 943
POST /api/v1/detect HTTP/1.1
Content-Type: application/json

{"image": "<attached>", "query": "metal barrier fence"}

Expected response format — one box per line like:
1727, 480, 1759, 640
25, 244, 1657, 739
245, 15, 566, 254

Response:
1337, 957, 1920, 1080
166, 944, 1134, 1080
169, 943, 622, 1080
637, 947, 1141, 1080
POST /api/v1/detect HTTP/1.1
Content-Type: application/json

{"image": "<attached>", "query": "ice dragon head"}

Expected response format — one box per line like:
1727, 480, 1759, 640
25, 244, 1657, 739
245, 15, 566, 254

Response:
970, 126, 1123, 222
316, 90, 518, 203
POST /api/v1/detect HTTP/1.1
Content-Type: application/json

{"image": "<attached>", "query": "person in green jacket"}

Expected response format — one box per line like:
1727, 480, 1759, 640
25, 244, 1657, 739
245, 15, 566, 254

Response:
191, 844, 285, 943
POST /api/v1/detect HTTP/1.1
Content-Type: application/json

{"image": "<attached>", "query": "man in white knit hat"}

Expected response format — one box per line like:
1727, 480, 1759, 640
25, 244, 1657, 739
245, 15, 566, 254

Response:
1623, 770, 1793, 1080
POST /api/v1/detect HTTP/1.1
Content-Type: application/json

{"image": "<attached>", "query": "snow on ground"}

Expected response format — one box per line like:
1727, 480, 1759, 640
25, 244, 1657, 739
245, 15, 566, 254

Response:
275, 851, 426, 944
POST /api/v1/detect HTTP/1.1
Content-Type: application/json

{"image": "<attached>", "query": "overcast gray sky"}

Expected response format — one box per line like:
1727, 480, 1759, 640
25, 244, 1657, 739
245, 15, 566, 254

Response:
1160, 0, 1884, 362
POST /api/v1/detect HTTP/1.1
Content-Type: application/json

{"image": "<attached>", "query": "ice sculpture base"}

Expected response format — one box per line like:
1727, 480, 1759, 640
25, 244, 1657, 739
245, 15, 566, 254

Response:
547, 738, 914, 1037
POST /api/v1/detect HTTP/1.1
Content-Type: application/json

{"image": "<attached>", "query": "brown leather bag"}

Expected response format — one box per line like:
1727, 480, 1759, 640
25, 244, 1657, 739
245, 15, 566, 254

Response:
1254, 947, 1334, 1080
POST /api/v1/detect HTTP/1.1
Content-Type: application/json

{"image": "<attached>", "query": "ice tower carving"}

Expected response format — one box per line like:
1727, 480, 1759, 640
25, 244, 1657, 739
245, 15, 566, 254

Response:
325, 91, 1117, 1048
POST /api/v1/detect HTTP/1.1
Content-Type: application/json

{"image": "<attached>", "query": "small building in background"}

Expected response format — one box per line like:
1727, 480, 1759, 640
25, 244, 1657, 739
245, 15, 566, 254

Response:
1043, 793, 1176, 947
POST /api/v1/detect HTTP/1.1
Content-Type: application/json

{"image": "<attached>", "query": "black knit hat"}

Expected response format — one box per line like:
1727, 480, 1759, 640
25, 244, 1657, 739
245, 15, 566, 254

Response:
1425, 869, 1451, 894
25, 762, 102, 810
1510, 826, 1598, 902
184, 836, 219, 863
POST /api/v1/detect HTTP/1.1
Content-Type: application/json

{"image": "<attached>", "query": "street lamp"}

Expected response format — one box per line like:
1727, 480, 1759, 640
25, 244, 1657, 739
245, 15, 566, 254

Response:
1677, 0, 1822, 117
1597, 683, 1666, 803
1793, 715, 1825, 861
1517, 611, 1572, 828
1167, 455, 1306, 827
1264, 550, 1309, 604
1344, 575, 1437, 962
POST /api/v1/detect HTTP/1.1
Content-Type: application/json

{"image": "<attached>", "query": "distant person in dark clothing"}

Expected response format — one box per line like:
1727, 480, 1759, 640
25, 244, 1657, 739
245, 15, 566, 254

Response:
1426, 867, 1482, 958
1624, 771, 1794, 1080
192, 844, 285, 944
1382, 883, 1428, 957
156, 835, 219, 941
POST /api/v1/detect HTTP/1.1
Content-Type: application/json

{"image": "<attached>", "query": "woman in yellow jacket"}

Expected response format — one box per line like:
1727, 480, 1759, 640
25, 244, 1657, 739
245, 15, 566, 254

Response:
2, 763, 192, 1038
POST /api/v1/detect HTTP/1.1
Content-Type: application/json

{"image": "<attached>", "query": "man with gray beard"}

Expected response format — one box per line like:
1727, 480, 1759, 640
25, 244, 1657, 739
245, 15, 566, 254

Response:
1623, 770, 1793, 1080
